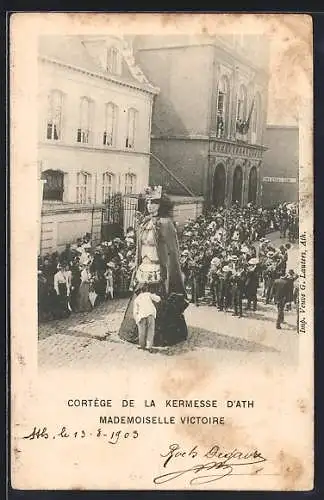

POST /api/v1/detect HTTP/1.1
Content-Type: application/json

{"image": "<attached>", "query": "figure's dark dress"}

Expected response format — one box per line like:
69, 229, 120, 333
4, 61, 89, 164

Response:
118, 216, 188, 347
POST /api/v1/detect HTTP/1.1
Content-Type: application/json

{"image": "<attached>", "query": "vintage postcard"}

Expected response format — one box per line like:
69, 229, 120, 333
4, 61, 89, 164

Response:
10, 13, 313, 490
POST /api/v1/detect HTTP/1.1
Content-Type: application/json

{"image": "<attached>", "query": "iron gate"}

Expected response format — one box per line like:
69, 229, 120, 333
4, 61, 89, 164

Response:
101, 193, 145, 241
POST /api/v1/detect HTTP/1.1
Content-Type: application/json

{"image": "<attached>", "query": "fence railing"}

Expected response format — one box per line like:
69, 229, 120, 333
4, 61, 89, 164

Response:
101, 192, 145, 240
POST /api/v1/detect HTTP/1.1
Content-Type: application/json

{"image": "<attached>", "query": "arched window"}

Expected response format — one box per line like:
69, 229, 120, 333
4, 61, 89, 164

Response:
125, 108, 137, 149
76, 171, 92, 204
41, 169, 64, 201
232, 166, 243, 205
216, 76, 230, 139
236, 84, 248, 122
102, 172, 115, 202
251, 93, 262, 144
248, 166, 258, 204
103, 102, 118, 147
212, 163, 226, 207
46, 90, 63, 141
77, 97, 92, 144
124, 173, 136, 194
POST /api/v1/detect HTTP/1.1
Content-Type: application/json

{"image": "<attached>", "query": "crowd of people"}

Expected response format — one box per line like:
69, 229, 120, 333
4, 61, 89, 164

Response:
179, 202, 299, 329
37, 229, 136, 321
38, 201, 299, 331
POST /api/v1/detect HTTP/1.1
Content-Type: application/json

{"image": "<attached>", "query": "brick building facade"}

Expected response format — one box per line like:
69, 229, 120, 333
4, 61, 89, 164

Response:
133, 34, 269, 208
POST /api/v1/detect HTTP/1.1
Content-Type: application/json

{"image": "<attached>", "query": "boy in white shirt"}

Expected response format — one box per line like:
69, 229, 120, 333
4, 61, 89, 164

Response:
133, 283, 161, 351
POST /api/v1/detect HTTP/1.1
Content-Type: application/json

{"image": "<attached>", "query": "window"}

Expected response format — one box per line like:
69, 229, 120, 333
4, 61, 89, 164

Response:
77, 97, 91, 144
103, 102, 118, 146
46, 90, 63, 141
236, 85, 247, 122
251, 93, 261, 144
125, 108, 137, 149
216, 76, 230, 139
106, 47, 119, 74
41, 169, 64, 201
124, 173, 136, 194
102, 172, 114, 202
252, 93, 261, 133
76, 172, 92, 203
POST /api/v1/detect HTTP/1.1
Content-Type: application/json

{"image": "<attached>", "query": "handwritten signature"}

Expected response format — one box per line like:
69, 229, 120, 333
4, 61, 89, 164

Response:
153, 443, 267, 485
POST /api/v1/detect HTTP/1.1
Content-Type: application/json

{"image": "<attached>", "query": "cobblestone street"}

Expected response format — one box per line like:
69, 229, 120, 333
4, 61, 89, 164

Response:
38, 233, 299, 370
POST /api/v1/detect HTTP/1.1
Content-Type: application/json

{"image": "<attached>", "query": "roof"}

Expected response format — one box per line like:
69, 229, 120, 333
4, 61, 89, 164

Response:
38, 35, 159, 95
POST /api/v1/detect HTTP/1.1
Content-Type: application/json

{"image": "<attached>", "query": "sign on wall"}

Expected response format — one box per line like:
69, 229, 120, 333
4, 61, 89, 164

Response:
263, 176, 297, 183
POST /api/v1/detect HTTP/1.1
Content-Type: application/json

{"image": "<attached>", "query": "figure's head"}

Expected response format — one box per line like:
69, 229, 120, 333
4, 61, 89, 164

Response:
146, 198, 160, 216
146, 194, 174, 218
136, 282, 150, 295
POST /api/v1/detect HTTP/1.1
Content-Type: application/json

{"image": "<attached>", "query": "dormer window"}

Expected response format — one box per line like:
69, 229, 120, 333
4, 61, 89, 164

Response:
106, 47, 120, 74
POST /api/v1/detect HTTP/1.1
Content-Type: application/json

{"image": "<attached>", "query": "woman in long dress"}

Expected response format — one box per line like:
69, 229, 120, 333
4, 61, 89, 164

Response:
118, 190, 188, 347
77, 264, 92, 312
53, 264, 70, 318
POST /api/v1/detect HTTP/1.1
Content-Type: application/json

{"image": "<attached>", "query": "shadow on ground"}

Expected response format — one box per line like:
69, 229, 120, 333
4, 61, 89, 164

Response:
157, 326, 280, 357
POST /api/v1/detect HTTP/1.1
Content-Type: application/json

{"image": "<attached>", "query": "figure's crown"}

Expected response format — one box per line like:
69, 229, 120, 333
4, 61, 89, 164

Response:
144, 185, 162, 200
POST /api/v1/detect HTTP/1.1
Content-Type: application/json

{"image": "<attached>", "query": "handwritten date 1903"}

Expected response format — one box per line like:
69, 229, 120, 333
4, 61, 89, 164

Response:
22, 426, 139, 444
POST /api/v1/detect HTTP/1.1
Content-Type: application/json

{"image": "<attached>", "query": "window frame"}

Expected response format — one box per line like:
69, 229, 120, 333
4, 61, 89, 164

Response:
125, 108, 137, 150
77, 96, 92, 144
124, 173, 136, 195
102, 171, 115, 202
236, 84, 248, 122
103, 102, 118, 147
41, 169, 65, 202
76, 171, 92, 204
46, 90, 64, 142
216, 76, 230, 139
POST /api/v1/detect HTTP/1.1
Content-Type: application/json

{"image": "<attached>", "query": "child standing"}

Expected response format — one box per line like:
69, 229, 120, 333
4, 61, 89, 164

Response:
133, 284, 161, 351
104, 264, 114, 300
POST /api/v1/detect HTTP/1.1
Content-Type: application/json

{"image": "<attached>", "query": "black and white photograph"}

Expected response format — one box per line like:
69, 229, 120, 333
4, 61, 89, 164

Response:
11, 13, 313, 491
37, 32, 300, 367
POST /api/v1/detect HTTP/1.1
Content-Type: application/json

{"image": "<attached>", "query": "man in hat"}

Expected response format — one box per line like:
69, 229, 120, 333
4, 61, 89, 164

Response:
60, 243, 74, 266
271, 273, 290, 329
208, 256, 221, 307
188, 254, 201, 307
232, 261, 247, 317
285, 269, 297, 311
245, 261, 259, 311
277, 245, 288, 276
180, 249, 191, 289
222, 265, 233, 312
214, 215, 225, 242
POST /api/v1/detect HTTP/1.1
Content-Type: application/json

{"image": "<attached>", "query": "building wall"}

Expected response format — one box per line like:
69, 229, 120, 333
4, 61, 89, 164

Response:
38, 59, 154, 201
262, 126, 299, 206
40, 204, 103, 255
135, 45, 214, 136
149, 138, 210, 196
134, 36, 269, 206
39, 144, 150, 204
211, 44, 269, 146
171, 197, 204, 228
